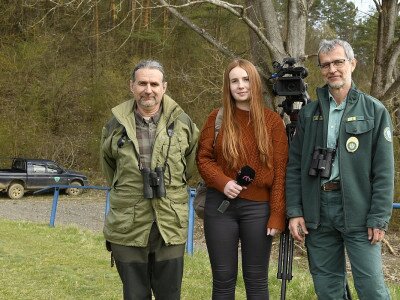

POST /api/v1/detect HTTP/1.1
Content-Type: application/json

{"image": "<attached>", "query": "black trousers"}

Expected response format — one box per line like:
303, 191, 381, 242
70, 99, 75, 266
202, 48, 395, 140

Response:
204, 188, 272, 300
110, 223, 185, 300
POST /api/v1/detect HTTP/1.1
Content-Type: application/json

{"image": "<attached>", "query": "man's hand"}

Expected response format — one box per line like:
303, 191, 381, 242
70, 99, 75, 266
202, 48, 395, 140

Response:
368, 228, 385, 245
288, 217, 308, 242
223, 180, 243, 199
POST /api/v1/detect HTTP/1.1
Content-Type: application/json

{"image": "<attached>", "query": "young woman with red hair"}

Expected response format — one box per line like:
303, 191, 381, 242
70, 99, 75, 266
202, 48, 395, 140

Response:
196, 58, 288, 299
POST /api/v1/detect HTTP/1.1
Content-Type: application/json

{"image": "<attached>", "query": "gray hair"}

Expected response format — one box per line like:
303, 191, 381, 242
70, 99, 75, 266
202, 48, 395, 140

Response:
318, 39, 355, 64
131, 60, 166, 82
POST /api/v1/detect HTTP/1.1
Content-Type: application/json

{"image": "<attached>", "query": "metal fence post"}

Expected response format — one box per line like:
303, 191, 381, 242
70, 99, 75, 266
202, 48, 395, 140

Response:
105, 189, 111, 218
186, 188, 196, 256
49, 187, 60, 227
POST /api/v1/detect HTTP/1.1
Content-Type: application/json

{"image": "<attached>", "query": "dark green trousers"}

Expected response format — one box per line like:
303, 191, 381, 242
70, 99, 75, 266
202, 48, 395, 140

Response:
110, 223, 185, 300
305, 190, 390, 300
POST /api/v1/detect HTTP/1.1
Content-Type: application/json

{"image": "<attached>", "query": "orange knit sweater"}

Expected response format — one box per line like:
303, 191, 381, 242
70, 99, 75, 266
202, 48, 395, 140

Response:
196, 107, 288, 230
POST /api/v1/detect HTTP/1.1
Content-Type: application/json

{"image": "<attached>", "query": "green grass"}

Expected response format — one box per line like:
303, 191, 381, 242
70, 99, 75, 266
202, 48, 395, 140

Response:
0, 219, 398, 300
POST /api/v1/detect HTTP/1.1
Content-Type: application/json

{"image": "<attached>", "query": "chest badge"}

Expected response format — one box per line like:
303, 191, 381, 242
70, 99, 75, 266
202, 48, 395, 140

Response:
346, 137, 359, 153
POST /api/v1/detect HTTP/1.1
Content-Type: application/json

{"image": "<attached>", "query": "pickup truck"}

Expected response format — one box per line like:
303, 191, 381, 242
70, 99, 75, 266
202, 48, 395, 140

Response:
0, 158, 89, 199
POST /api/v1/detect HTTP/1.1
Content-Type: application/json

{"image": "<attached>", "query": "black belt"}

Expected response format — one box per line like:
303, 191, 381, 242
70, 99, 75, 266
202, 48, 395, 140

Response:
321, 181, 341, 191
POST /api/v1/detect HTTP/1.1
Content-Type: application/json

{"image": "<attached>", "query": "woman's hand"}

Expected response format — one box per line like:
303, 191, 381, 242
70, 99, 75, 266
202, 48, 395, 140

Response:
267, 228, 281, 236
223, 180, 243, 199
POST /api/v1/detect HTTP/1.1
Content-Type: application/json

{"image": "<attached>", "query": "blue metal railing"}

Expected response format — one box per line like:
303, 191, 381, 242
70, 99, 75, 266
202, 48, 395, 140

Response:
36, 185, 196, 255
35, 185, 400, 257
35, 185, 110, 227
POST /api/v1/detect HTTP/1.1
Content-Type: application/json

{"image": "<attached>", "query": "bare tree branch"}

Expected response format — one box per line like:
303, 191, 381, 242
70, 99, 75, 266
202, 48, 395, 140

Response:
382, 77, 400, 104
373, 0, 381, 11
385, 39, 400, 91
156, 0, 287, 58
157, 0, 236, 57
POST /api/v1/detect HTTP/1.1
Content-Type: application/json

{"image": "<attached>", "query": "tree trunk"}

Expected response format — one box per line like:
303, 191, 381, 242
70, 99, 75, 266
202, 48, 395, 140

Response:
286, 0, 309, 58
245, 0, 275, 107
143, 0, 151, 30
215, 7, 222, 40
93, 0, 99, 77
371, 0, 400, 104
163, 8, 169, 38
110, 0, 116, 28
257, 0, 286, 61
131, 0, 137, 29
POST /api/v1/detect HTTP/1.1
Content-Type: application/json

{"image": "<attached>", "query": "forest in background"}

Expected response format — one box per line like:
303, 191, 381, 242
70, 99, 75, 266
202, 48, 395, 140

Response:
0, 0, 399, 188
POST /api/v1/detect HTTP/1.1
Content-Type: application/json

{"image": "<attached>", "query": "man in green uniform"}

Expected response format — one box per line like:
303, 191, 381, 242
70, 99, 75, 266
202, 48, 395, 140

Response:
100, 60, 199, 299
286, 39, 394, 299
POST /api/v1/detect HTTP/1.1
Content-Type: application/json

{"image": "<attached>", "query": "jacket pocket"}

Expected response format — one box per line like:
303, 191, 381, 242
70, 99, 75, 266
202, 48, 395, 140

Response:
105, 197, 141, 233
105, 206, 134, 234
345, 119, 374, 135
171, 202, 188, 228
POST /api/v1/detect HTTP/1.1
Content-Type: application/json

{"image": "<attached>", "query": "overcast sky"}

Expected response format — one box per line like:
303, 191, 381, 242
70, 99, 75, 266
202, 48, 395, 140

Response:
350, 0, 375, 14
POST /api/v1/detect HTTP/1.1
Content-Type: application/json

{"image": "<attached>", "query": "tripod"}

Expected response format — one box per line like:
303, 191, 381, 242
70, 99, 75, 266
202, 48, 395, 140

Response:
276, 98, 301, 300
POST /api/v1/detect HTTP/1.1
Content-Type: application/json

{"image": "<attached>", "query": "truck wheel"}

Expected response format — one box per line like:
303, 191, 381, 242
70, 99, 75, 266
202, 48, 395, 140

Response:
66, 181, 83, 196
8, 183, 25, 199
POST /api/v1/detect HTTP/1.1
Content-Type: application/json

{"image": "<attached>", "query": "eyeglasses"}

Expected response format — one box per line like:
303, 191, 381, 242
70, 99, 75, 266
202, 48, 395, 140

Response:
318, 59, 349, 70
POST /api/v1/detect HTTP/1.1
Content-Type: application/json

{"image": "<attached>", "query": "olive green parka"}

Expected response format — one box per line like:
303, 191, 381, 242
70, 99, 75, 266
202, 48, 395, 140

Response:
101, 95, 199, 246
286, 84, 394, 231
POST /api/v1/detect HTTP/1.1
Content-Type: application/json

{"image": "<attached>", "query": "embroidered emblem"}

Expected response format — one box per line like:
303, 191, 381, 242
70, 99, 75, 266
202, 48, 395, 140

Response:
384, 127, 392, 142
313, 116, 323, 121
346, 137, 359, 153
54, 177, 60, 182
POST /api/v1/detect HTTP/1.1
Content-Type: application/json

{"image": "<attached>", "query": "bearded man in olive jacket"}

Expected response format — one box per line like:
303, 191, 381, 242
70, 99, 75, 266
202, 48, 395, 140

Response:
286, 40, 394, 300
101, 60, 199, 300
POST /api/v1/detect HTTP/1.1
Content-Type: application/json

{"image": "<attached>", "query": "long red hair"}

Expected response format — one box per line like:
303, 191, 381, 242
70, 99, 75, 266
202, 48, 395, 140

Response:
221, 59, 271, 169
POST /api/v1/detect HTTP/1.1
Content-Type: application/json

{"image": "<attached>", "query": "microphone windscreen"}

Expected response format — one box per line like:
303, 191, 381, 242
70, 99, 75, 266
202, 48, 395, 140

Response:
236, 165, 255, 186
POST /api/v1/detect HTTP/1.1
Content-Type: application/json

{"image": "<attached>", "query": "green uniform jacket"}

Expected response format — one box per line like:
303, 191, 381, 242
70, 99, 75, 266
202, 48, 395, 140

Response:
286, 84, 394, 231
101, 95, 199, 246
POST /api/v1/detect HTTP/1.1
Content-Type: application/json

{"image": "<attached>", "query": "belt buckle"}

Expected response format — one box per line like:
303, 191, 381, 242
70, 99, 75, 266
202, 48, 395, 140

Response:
322, 183, 328, 191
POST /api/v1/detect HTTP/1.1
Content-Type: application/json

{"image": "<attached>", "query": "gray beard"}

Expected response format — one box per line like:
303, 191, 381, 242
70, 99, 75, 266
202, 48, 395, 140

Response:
328, 82, 345, 89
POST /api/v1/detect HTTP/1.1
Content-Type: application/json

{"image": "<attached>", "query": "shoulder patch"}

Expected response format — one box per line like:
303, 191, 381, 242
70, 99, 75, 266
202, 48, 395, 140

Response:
383, 127, 392, 142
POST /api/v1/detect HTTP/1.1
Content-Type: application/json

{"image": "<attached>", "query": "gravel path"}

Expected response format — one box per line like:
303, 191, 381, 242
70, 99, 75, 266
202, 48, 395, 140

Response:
0, 192, 106, 232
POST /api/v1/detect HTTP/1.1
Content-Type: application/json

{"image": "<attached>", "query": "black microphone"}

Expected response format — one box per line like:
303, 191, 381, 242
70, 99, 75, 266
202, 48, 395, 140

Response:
217, 165, 256, 214
236, 165, 255, 186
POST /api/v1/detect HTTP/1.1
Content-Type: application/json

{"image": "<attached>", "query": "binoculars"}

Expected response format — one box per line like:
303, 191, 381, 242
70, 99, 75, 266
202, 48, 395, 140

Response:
141, 166, 166, 199
308, 147, 336, 178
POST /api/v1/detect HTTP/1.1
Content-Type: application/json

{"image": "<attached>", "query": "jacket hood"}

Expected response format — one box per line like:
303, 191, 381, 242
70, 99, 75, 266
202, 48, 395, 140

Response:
111, 94, 183, 128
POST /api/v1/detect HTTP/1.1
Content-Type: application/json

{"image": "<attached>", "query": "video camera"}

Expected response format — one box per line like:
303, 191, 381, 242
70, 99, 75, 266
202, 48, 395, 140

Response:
270, 58, 310, 139
272, 58, 308, 96
271, 58, 309, 116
